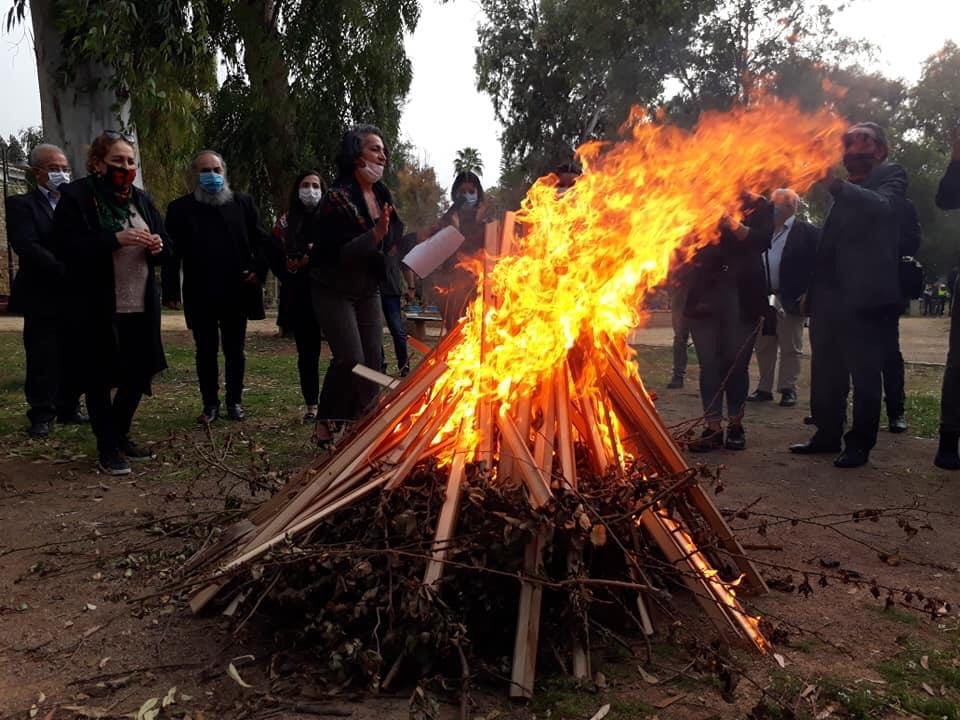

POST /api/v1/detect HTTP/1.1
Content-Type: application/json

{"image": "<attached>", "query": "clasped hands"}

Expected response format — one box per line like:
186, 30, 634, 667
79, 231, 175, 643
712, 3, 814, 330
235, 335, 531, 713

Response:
117, 227, 163, 255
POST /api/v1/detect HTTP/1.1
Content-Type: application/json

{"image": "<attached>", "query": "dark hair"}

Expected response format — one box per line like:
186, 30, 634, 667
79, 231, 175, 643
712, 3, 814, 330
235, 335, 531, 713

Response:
850, 122, 889, 159
334, 124, 385, 180
286, 169, 326, 249
86, 133, 135, 174
451, 171, 484, 203
554, 162, 582, 176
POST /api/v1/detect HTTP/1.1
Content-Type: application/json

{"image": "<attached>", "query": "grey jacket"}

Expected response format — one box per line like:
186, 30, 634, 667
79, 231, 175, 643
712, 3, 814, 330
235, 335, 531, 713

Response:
812, 163, 908, 311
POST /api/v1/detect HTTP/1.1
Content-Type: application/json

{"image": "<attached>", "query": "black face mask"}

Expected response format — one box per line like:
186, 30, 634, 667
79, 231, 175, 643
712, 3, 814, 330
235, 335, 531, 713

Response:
842, 152, 876, 180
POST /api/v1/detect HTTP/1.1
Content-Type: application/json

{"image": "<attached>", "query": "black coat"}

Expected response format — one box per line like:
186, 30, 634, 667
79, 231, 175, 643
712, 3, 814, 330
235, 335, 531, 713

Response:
162, 192, 270, 325
936, 160, 960, 211
5, 189, 63, 317
771, 218, 819, 316
52, 179, 171, 392
308, 177, 405, 297
811, 163, 908, 311
684, 195, 774, 324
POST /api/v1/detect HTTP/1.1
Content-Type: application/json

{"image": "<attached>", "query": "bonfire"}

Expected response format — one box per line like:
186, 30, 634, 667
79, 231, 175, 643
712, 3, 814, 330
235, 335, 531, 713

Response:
183, 97, 847, 698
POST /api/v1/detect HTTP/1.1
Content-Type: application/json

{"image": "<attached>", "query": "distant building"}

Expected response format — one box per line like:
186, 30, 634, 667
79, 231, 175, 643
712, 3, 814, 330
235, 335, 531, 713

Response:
1, 165, 29, 301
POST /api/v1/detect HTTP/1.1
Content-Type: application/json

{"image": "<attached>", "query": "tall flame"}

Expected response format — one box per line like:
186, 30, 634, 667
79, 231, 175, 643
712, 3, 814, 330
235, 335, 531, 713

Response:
438, 96, 846, 450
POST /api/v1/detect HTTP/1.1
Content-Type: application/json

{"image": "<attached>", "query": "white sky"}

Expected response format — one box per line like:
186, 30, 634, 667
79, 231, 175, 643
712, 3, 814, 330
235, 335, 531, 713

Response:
1, 0, 957, 191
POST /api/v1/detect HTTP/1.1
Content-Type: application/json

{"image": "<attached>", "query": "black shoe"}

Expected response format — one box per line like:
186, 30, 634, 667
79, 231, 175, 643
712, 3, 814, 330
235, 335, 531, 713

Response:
56, 411, 89, 424
779, 390, 797, 407
790, 435, 842, 454
666, 377, 684, 389
803, 415, 815, 425
834, 446, 869, 468
399, 364, 410, 377
197, 404, 220, 424
934, 432, 960, 470
226, 404, 245, 421
688, 428, 723, 453
27, 420, 52, 438
98, 451, 131, 476
725, 424, 746, 450
120, 438, 156, 461
888, 416, 908, 434
747, 390, 774, 402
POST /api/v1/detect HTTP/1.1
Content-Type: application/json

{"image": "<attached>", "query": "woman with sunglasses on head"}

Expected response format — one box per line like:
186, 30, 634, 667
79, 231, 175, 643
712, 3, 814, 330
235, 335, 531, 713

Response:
270, 170, 327, 421
52, 131, 172, 476
307, 125, 404, 445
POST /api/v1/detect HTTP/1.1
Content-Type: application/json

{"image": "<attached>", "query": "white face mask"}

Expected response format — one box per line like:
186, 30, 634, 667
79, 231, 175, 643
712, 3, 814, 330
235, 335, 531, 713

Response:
358, 162, 384, 184
46, 170, 71, 190
299, 187, 322, 207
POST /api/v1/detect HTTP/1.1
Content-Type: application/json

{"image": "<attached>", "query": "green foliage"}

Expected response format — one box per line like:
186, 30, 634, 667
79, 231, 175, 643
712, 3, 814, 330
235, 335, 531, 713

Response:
391, 156, 448, 233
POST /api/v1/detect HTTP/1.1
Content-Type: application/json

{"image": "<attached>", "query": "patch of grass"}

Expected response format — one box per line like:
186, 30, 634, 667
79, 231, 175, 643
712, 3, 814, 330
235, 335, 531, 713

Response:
864, 601, 922, 627
904, 394, 941, 440
531, 679, 655, 718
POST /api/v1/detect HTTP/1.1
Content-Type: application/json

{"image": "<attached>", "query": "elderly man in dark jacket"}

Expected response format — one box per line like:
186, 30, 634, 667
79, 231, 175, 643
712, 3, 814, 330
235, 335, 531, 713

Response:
933, 132, 960, 470
162, 150, 270, 423
5, 143, 85, 437
791, 122, 908, 468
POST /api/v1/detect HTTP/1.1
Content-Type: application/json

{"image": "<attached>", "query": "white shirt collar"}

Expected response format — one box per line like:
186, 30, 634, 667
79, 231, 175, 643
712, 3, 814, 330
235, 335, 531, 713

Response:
38, 185, 58, 208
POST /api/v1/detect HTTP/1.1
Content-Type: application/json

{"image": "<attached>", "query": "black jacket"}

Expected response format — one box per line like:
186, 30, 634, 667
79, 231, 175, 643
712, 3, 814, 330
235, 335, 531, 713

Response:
5, 189, 64, 317
52, 179, 172, 391
684, 195, 774, 324
936, 160, 960, 211
811, 163, 908, 311
308, 177, 404, 297
770, 218, 819, 316
162, 192, 270, 325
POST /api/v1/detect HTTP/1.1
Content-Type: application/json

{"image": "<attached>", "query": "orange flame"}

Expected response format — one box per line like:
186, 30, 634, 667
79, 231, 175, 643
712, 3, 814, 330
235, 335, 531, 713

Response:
437, 96, 846, 450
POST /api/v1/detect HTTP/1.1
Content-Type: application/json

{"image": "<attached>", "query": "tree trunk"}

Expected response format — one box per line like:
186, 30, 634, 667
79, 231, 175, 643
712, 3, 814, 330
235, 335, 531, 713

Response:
30, 0, 141, 184
235, 0, 297, 215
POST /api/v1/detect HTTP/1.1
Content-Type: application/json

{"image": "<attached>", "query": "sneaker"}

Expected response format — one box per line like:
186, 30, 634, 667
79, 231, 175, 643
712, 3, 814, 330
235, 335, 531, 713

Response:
688, 428, 723, 453
747, 390, 774, 402
666, 377, 684, 389
888, 416, 908, 434
724, 424, 746, 450
399, 364, 410, 377
779, 389, 797, 407
98, 451, 131, 476
197, 404, 220, 424
120, 438, 156, 461
226, 404, 245, 421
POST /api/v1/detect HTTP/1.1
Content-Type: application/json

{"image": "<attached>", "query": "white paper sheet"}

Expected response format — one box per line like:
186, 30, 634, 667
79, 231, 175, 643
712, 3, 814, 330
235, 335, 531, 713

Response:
401, 226, 465, 278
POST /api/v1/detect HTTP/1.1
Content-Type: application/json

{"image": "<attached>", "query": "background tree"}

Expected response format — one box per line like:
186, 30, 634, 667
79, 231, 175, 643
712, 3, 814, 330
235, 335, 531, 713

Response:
390, 149, 448, 232
454, 147, 484, 176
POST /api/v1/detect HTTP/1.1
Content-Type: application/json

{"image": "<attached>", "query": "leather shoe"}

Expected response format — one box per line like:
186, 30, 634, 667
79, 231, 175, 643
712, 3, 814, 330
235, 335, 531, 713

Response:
803, 415, 815, 425
226, 404, 245, 421
725, 424, 746, 450
27, 420, 52, 438
57, 411, 89, 424
834, 446, 869, 468
779, 390, 797, 407
888, 416, 908, 434
197, 404, 220, 424
789, 436, 841, 454
666, 377, 684, 389
747, 390, 774, 402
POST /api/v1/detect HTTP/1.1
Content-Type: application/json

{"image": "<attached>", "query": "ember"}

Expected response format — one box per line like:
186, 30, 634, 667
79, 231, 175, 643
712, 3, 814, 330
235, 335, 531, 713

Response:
184, 96, 846, 698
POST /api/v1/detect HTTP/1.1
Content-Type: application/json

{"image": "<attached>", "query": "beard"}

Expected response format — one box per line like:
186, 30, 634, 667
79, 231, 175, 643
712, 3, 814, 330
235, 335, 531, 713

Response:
194, 180, 235, 206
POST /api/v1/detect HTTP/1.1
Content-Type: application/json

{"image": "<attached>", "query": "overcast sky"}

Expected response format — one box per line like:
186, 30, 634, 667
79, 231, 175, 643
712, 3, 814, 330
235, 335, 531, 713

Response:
1, 0, 957, 191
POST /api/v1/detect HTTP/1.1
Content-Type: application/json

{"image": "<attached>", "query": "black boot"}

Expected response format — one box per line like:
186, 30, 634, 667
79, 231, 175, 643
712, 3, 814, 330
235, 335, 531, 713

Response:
934, 432, 960, 471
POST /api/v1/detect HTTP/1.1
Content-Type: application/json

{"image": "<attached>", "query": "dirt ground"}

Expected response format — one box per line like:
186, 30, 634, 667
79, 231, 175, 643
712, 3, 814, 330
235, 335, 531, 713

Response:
0, 316, 958, 720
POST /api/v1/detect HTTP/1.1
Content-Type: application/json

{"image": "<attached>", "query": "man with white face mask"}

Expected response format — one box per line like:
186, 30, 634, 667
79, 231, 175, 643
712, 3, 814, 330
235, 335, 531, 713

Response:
6, 143, 86, 437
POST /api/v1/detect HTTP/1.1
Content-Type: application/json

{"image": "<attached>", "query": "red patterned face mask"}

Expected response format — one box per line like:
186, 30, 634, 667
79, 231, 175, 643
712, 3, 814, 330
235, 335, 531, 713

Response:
105, 163, 137, 191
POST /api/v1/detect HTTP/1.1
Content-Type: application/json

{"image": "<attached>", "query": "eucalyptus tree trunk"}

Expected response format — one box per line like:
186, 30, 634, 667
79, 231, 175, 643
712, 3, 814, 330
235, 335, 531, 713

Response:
30, 0, 141, 184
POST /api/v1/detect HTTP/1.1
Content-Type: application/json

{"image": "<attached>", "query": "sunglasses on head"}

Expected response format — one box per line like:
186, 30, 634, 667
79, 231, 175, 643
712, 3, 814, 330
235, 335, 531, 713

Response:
104, 129, 137, 143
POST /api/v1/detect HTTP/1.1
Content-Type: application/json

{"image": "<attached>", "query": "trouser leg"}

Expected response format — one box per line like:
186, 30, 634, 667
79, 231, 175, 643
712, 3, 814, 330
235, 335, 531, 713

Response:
690, 317, 724, 423
220, 312, 248, 406
724, 318, 757, 422
380, 294, 408, 372
111, 313, 147, 440
191, 315, 221, 407
293, 310, 322, 407
22, 313, 59, 423
809, 305, 848, 442
882, 314, 905, 420
940, 291, 960, 434
314, 291, 364, 423
355, 293, 385, 415
754, 333, 777, 394
670, 286, 689, 379
843, 307, 894, 451
777, 312, 804, 393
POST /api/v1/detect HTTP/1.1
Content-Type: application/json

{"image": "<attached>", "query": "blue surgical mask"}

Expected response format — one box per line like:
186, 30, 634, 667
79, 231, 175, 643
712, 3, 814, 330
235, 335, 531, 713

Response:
198, 171, 225, 194
460, 191, 478, 207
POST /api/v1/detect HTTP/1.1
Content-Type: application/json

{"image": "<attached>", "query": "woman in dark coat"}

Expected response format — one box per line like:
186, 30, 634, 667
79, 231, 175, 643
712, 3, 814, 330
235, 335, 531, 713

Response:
271, 170, 326, 421
53, 132, 172, 475
308, 125, 404, 443
684, 193, 773, 452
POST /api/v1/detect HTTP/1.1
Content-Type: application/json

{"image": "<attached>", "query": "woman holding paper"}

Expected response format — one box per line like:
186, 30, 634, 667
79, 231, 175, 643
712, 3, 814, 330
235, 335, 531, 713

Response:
307, 125, 404, 445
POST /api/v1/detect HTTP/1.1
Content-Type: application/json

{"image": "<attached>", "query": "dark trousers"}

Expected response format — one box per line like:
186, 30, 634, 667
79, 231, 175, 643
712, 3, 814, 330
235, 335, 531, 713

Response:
882, 312, 906, 420
941, 290, 960, 435
292, 307, 322, 407
86, 313, 148, 455
688, 284, 756, 423
22, 312, 82, 423
670, 286, 690, 380
313, 289, 383, 423
190, 310, 248, 407
810, 291, 900, 451
380, 294, 409, 373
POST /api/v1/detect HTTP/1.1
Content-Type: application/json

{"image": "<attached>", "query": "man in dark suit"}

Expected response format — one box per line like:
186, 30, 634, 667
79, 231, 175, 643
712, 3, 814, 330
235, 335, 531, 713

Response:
747, 188, 818, 408
791, 122, 908, 468
933, 130, 960, 470
5, 143, 85, 437
162, 150, 270, 424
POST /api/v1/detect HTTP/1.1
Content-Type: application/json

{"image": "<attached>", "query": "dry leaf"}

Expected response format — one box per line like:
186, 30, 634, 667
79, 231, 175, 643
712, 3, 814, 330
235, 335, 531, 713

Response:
921, 682, 936, 697
578, 512, 592, 531
920, 655, 929, 670
136, 697, 160, 720
774, 653, 786, 668
638, 666, 660, 684
815, 704, 837, 720
227, 662, 253, 689
800, 684, 817, 699
588, 704, 610, 720
82, 624, 103, 638
85, 603, 97, 611
162, 686, 178, 708
98, 657, 110, 670
590, 524, 607, 547
62, 706, 112, 719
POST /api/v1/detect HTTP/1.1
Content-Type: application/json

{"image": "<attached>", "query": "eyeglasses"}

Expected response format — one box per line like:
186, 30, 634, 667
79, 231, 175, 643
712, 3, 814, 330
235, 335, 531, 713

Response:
104, 129, 137, 143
